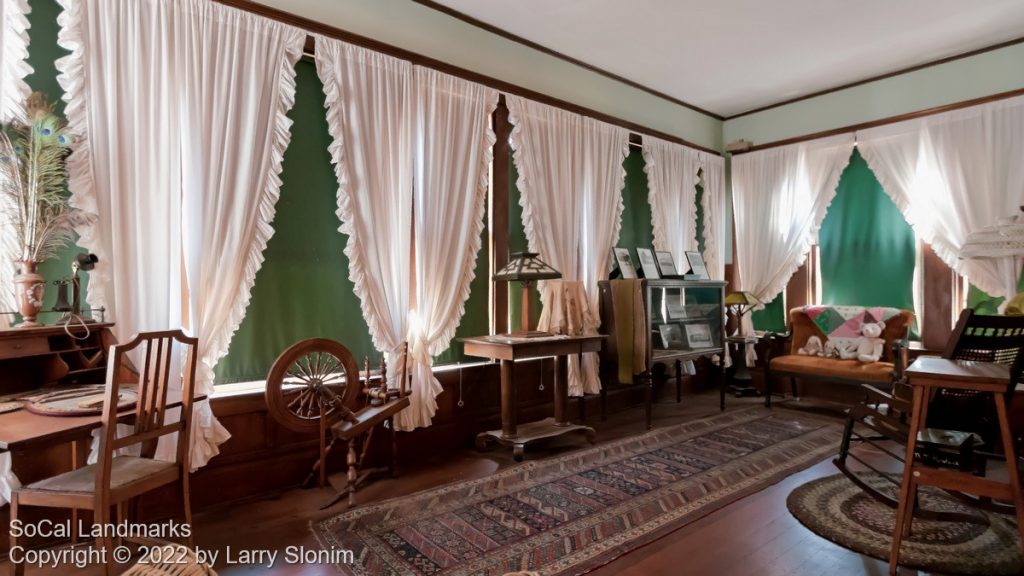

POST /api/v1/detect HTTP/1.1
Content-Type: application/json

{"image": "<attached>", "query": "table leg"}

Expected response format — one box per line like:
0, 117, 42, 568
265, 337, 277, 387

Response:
889, 383, 926, 574
554, 354, 568, 426
501, 359, 517, 438
994, 393, 1024, 550
71, 439, 80, 545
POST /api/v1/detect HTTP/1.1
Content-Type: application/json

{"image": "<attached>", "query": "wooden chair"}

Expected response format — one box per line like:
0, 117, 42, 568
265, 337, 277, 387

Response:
9, 330, 199, 576
835, 309, 1024, 520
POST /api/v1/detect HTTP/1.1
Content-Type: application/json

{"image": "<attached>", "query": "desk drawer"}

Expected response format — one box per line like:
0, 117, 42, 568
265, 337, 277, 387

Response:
0, 337, 50, 359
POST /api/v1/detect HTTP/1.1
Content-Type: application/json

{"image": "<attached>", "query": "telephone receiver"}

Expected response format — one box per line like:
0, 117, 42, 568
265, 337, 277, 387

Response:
53, 253, 99, 318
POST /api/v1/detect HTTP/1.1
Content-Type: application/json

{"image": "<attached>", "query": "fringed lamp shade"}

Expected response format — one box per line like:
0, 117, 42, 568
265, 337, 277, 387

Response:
493, 252, 561, 334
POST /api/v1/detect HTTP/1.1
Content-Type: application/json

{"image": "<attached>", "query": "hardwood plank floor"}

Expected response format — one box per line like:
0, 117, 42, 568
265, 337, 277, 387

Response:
1, 391, 940, 575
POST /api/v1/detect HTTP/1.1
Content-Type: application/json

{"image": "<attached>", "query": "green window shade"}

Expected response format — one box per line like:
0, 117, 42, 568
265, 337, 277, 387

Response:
215, 61, 376, 383
508, 159, 541, 331
751, 293, 786, 333
818, 149, 916, 315
431, 224, 489, 365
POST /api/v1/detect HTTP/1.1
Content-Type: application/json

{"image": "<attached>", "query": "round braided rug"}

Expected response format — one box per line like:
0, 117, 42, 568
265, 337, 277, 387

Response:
787, 473, 1023, 575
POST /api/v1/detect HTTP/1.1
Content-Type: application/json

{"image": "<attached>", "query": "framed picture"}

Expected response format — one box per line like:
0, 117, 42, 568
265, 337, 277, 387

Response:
654, 251, 680, 278
665, 295, 687, 320
610, 247, 637, 279
658, 323, 684, 349
685, 251, 709, 279
636, 248, 660, 279
685, 323, 713, 348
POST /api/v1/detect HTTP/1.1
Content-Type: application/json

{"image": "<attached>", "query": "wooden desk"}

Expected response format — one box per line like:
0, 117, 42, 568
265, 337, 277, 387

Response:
889, 357, 1024, 574
0, 389, 200, 451
461, 334, 603, 461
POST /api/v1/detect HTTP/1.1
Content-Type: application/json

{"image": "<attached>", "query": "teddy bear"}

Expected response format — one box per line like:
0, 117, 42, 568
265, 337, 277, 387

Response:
856, 321, 886, 363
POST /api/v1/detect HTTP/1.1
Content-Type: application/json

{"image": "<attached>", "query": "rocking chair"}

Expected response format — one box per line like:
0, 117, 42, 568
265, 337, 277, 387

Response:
834, 308, 1024, 519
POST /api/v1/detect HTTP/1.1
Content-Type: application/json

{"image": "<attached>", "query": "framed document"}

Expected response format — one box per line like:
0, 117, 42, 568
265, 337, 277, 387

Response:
636, 248, 660, 279
654, 251, 680, 278
685, 251, 709, 279
665, 295, 687, 320
611, 247, 637, 279
658, 323, 684, 349
685, 323, 713, 348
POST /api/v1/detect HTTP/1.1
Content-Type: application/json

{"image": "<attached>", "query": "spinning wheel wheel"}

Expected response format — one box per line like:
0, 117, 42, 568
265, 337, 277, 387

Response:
265, 338, 361, 434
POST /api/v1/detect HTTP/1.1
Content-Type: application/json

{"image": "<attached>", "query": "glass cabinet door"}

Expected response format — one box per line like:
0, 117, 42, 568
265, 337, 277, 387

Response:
648, 281, 724, 361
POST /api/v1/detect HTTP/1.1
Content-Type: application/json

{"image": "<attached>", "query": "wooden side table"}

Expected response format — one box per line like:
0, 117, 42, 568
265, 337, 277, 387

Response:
889, 357, 1024, 575
461, 334, 603, 461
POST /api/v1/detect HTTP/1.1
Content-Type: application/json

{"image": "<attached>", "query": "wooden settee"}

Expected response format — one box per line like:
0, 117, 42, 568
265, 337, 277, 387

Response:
765, 306, 914, 407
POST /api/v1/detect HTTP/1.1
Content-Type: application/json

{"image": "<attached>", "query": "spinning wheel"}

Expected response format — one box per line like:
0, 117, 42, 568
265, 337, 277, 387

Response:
265, 338, 361, 435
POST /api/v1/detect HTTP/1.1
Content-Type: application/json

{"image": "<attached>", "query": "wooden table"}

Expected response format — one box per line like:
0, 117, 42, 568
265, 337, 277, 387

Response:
889, 357, 1024, 574
461, 334, 603, 461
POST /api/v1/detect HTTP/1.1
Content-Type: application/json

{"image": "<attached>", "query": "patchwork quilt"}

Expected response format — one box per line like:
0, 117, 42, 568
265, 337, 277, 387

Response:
801, 305, 903, 353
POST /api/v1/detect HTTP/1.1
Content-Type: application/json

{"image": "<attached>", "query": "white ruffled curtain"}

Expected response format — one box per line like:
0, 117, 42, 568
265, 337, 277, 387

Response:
315, 37, 413, 403
732, 134, 854, 363
642, 136, 701, 269
402, 68, 497, 431
858, 95, 1024, 301
699, 153, 727, 282
506, 95, 629, 396
57, 0, 303, 469
0, 0, 31, 335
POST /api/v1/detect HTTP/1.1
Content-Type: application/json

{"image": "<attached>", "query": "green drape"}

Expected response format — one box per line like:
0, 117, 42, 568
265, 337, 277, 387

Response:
819, 149, 916, 312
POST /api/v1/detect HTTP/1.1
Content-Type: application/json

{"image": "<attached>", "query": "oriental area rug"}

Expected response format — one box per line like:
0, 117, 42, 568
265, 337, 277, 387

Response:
313, 407, 842, 576
787, 472, 1023, 575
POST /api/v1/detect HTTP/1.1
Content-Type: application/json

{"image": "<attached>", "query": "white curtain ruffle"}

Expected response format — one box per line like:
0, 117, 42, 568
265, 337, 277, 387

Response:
57, 0, 303, 469
315, 36, 414, 397
732, 134, 854, 364
643, 136, 701, 271
857, 95, 1024, 301
401, 68, 497, 431
507, 95, 629, 396
0, 0, 31, 334
699, 153, 727, 282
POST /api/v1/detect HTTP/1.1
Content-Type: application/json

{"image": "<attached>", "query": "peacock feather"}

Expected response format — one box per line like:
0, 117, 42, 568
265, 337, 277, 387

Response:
0, 92, 80, 265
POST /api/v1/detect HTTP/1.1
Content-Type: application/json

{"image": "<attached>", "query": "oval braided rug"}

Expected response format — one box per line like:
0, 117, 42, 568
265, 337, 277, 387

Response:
787, 472, 1023, 575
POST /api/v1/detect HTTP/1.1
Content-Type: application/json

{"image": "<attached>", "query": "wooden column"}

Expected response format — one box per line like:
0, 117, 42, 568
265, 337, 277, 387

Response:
491, 97, 511, 335
921, 243, 955, 350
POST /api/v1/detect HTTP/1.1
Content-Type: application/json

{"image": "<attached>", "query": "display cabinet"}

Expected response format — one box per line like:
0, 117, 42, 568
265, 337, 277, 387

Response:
598, 279, 728, 410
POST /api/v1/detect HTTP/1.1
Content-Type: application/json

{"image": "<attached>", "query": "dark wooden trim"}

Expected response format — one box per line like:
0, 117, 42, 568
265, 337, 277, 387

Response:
212, 0, 721, 156
731, 87, 1024, 155
726, 35, 1024, 120
921, 242, 955, 350
491, 97, 511, 335
410, 0, 724, 121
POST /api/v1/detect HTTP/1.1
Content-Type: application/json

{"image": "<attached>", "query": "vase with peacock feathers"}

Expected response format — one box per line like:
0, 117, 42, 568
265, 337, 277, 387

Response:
0, 92, 78, 327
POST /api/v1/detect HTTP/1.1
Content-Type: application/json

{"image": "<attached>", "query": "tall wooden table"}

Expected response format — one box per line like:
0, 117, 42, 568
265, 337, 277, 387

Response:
461, 334, 603, 461
890, 357, 1024, 574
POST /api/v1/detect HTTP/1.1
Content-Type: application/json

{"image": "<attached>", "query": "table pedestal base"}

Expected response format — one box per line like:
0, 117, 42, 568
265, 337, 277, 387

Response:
475, 417, 596, 461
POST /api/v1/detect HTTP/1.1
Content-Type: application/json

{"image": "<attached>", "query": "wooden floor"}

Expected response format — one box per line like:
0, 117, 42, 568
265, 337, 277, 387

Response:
3, 391, 939, 575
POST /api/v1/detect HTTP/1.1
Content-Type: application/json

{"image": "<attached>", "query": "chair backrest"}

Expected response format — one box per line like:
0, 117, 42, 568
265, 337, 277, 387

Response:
927, 309, 1024, 441
98, 330, 199, 475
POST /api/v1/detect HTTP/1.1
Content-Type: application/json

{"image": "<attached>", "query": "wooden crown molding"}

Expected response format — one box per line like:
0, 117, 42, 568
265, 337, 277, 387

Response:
212, 0, 721, 156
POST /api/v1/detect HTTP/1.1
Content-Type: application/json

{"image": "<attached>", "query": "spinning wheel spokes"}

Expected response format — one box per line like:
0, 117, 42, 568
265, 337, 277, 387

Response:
265, 338, 361, 434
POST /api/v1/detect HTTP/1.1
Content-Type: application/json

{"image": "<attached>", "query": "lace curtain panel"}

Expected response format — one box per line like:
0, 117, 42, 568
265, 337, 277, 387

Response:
0, 0, 32, 335
506, 95, 629, 396
642, 136, 701, 271
56, 0, 304, 469
731, 133, 855, 363
858, 94, 1024, 301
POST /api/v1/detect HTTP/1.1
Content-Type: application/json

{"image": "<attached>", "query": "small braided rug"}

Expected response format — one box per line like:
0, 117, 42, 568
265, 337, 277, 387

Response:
313, 407, 841, 575
787, 472, 1023, 575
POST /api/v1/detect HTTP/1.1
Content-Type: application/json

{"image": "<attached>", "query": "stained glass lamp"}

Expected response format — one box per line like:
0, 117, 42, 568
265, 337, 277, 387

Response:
494, 252, 561, 335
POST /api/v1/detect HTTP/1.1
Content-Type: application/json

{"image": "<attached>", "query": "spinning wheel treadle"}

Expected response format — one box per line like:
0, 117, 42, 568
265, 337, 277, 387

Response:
264, 338, 361, 434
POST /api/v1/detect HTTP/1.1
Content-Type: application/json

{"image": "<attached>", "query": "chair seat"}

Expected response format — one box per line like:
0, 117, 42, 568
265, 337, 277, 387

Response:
23, 456, 178, 495
770, 354, 895, 383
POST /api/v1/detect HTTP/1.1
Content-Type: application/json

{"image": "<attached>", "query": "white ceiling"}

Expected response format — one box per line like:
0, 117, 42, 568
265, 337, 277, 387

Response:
430, 0, 1024, 117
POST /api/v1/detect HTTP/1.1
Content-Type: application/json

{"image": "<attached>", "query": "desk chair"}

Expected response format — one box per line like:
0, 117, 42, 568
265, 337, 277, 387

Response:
9, 330, 198, 576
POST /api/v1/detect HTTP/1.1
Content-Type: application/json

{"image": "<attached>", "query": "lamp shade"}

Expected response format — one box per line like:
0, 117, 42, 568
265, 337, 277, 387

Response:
960, 208, 1024, 259
725, 291, 761, 307
493, 252, 561, 282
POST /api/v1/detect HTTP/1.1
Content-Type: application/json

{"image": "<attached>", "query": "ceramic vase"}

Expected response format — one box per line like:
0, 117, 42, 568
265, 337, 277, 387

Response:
14, 260, 44, 328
